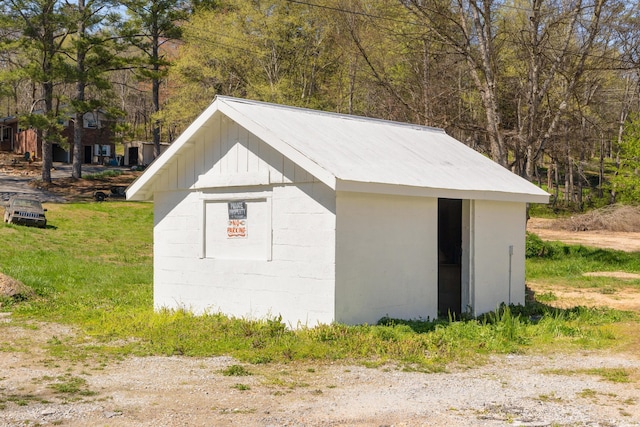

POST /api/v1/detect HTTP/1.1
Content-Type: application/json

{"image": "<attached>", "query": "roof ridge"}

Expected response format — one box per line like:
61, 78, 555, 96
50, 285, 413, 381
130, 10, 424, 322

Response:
215, 95, 446, 134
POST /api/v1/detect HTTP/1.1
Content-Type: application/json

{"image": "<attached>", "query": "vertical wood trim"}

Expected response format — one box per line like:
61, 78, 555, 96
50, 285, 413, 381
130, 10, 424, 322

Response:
461, 199, 471, 314
248, 132, 260, 172
199, 193, 206, 259
468, 200, 476, 317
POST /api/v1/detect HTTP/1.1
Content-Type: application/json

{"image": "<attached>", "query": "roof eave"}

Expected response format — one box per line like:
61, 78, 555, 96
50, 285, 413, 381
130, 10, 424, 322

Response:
126, 99, 222, 201
335, 179, 550, 204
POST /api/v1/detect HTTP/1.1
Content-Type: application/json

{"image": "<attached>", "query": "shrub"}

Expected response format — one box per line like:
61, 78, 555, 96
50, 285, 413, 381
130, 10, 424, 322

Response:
526, 232, 556, 258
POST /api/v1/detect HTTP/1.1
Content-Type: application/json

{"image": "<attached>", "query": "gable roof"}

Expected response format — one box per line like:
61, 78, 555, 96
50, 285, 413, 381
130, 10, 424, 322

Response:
127, 96, 549, 203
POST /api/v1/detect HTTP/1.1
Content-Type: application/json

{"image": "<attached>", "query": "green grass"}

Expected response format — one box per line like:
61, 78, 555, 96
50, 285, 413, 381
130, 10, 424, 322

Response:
84, 170, 123, 180
545, 367, 634, 383
0, 203, 638, 371
526, 233, 640, 290
223, 365, 252, 376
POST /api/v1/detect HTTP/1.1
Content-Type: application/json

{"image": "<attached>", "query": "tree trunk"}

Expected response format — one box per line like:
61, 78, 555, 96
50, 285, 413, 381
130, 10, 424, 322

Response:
72, 0, 86, 179
564, 161, 570, 205
577, 158, 583, 210
598, 135, 604, 198
41, 80, 54, 183
461, 0, 507, 167
554, 159, 560, 207
422, 38, 431, 126
152, 18, 161, 158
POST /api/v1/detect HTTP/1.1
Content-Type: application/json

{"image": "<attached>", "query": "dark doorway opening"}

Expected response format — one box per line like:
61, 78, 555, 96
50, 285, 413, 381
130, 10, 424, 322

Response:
128, 147, 139, 165
438, 198, 462, 318
84, 145, 92, 164
52, 144, 67, 163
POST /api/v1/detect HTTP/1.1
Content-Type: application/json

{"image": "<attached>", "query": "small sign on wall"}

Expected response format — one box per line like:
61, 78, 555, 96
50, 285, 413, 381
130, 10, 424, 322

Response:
227, 201, 247, 238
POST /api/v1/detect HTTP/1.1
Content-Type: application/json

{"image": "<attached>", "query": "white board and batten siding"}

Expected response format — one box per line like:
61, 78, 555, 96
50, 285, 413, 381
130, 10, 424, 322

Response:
153, 115, 336, 326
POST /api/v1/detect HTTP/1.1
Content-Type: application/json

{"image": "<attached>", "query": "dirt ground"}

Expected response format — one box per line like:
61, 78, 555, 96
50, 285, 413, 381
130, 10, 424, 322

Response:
2, 159, 640, 426
528, 217, 640, 252
526, 218, 640, 313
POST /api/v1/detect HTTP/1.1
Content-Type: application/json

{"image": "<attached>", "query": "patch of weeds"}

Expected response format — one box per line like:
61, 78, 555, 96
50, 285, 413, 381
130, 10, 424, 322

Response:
622, 397, 637, 405
0, 343, 18, 352
49, 375, 97, 396
231, 383, 250, 391
586, 368, 632, 383
600, 287, 617, 295
310, 389, 323, 395
47, 336, 62, 345
536, 291, 558, 302
32, 375, 55, 384
546, 367, 633, 383
537, 392, 562, 402
326, 384, 337, 389
40, 359, 61, 369
543, 368, 572, 376
4, 393, 47, 407
250, 355, 272, 364
306, 368, 315, 373
222, 365, 251, 377
263, 374, 308, 390
578, 388, 598, 399
84, 170, 123, 180
218, 407, 256, 414
362, 360, 385, 369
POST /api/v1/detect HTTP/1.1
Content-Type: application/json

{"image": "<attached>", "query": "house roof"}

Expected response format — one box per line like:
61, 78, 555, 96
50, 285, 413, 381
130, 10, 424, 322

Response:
127, 96, 549, 203
0, 116, 18, 125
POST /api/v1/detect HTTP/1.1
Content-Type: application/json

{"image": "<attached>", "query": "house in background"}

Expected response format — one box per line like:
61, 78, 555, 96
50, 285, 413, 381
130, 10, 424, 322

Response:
53, 110, 115, 164
0, 116, 19, 152
0, 111, 114, 164
124, 141, 170, 167
127, 96, 549, 327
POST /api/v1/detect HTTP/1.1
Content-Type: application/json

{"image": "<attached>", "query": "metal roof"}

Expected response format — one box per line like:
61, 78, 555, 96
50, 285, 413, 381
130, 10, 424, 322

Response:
127, 96, 549, 203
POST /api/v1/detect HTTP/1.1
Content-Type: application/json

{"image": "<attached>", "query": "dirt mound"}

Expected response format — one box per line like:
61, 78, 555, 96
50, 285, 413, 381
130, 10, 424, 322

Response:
0, 272, 34, 302
527, 217, 640, 252
557, 205, 640, 232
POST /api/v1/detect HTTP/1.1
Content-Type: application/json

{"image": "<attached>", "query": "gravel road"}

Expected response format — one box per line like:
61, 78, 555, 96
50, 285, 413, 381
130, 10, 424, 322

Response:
0, 163, 125, 203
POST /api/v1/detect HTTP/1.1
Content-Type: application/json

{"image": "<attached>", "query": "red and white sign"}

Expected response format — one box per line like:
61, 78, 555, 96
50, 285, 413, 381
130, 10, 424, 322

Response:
227, 219, 247, 238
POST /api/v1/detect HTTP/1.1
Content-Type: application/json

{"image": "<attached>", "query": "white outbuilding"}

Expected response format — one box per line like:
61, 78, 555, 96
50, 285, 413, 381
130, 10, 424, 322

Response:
127, 96, 549, 327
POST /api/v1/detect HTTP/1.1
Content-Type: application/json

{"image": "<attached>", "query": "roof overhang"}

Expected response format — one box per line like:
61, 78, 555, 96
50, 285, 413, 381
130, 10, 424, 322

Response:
336, 180, 550, 204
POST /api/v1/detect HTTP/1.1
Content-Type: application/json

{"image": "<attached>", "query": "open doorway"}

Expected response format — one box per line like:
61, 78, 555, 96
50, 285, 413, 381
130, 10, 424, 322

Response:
438, 198, 462, 318
84, 145, 92, 164
128, 146, 139, 166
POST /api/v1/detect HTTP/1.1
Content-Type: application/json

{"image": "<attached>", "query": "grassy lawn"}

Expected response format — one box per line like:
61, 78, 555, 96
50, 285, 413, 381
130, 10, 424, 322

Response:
0, 202, 638, 370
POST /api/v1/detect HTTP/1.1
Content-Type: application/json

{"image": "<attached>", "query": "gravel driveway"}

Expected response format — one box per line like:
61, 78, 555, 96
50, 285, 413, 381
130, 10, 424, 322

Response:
0, 163, 123, 203
0, 319, 639, 427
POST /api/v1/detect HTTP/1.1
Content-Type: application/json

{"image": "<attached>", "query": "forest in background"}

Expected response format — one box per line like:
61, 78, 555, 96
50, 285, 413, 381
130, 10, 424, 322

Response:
1, 0, 640, 210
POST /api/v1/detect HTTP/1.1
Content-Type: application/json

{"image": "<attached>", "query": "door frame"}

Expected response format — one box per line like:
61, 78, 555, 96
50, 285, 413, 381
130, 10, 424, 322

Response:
437, 198, 472, 318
